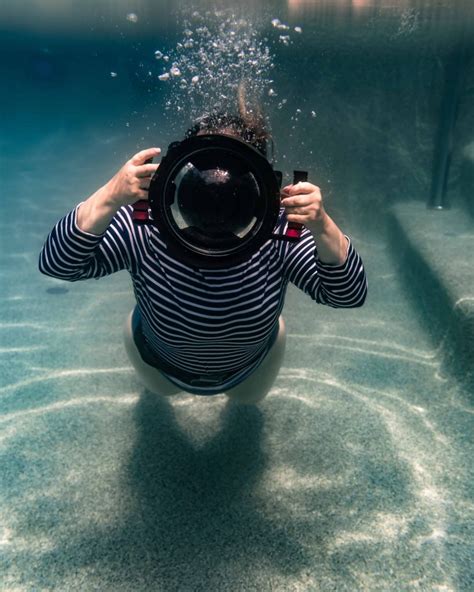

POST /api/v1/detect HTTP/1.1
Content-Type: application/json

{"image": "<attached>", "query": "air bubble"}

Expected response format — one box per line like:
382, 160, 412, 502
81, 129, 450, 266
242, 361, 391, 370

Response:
154, 50, 163, 59
268, 88, 277, 97
158, 73, 170, 81
272, 18, 290, 30
294, 26, 302, 33
126, 13, 138, 23
170, 66, 181, 77
110, 72, 118, 77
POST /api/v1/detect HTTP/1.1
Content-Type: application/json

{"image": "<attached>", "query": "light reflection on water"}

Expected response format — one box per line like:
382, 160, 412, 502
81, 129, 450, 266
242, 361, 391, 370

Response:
1, 1, 472, 40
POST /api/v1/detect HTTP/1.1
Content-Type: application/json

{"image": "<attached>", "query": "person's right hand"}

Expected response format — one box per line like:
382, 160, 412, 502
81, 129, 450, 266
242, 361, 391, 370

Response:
105, 147, 161, 207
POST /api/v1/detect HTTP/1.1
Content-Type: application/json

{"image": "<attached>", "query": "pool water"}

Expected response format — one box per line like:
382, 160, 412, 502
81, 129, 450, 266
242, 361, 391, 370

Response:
1, 2, 473, 590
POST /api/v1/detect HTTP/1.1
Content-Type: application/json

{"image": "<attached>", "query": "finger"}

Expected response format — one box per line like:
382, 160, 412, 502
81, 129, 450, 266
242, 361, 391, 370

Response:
285, 206, 313, 216
281, 195, 315, 207
130, 147, 161, 166
139, 178, 152, 190
135, 163, 160, 178
135, 189, 149, 200
283, 182, 319, 196
286, 213, 308, 224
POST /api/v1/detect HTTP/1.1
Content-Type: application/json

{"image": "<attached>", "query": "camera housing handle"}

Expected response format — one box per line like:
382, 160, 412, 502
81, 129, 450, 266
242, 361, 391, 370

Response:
131, 156, 154, 225
271, 170, 307, 242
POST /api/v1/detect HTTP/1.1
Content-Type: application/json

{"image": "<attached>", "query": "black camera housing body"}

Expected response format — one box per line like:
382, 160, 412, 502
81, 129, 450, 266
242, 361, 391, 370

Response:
133, 134, 305, 268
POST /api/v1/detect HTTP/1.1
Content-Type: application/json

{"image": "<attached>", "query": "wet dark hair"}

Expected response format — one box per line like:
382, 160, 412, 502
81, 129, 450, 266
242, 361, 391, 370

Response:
185, 112, 273, 159
185, 81, 274, 159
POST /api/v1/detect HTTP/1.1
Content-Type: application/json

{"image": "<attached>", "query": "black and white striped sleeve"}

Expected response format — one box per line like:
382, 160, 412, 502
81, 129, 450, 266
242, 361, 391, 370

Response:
283, 229, 368, 308
38, 204, 137, 281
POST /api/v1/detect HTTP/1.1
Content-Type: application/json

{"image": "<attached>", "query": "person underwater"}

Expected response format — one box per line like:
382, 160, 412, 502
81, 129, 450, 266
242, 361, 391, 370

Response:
39, 105, 367, 404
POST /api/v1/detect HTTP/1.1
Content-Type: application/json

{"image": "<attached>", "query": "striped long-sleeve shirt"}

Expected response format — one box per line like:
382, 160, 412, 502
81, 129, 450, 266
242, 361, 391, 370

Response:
39, 204, 367, 381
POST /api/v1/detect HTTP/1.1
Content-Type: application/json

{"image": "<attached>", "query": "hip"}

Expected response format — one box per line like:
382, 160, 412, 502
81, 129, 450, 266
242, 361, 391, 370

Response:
131, 307, 280, 394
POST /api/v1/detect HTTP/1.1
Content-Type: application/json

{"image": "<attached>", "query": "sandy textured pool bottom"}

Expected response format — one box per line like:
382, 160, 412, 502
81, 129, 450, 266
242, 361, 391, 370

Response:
1, 174, 472, 591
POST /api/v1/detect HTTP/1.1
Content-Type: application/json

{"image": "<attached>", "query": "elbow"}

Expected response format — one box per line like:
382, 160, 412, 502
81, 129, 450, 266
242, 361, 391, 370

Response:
350, 281, 368, 308
38, 251, 58, 279
38, 252, 53, 278
38, 252, 80, 282
351, 291, 367, 308
345, 270, 368, 308
322, 280, 368, 308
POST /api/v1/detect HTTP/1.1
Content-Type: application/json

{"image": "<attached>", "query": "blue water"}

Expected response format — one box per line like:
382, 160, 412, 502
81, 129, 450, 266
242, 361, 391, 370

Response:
1, 2, 473, 590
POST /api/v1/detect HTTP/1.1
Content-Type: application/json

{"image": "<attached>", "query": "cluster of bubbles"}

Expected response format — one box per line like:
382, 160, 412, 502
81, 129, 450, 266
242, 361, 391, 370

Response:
271, 18, 302, 46
118, 9, 318, 160
152, 10, 275, 120
394, 8, 420, 37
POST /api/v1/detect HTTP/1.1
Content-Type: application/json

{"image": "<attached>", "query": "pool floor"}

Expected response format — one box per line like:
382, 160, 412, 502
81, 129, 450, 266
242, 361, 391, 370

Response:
1, 123, 473, 591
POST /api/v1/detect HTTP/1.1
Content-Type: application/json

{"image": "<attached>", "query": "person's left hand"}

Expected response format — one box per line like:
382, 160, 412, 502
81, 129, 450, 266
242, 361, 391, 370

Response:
281, 182, 327, 227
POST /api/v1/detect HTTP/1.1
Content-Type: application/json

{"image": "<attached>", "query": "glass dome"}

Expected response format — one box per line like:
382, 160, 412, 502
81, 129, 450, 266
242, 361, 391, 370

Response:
149, 134, 281, 267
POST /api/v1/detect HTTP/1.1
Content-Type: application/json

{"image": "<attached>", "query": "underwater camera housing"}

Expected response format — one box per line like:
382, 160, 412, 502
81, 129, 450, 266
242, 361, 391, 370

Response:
132, 134, 306, 268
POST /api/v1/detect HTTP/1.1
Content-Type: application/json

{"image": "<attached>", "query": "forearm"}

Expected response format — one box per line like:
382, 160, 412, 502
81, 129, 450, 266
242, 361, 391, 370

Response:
306, 213, 348, 265
39, 197, 132, 281
76, 182, 121, 236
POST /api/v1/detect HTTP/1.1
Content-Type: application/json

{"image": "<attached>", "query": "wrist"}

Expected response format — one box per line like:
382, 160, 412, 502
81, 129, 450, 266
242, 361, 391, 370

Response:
306, 212, 330, 236
77, 184, 121, 235
307, 213, 348, 265
98, 180, 123, 210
